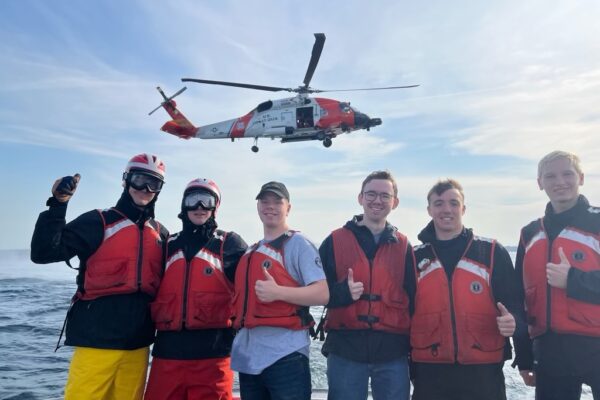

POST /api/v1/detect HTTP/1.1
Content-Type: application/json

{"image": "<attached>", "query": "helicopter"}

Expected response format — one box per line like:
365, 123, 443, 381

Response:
150, 33, 418, 152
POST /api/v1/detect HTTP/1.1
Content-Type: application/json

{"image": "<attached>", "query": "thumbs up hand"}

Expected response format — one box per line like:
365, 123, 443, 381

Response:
347, 268, 364, 301
546, 247, 571, 289
255, 267, 281, 303
496, 302, 516, 337
52, 174, 81, 203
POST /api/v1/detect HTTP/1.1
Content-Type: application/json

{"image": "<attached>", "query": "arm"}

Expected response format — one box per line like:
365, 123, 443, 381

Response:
491, 243, 524, 338
256, 273, 329, 306
222, 232, 248, 283
511, 237, 535, 383
404, 242, 417, 316
31, 197, 103, 264
566, 266, 600, 305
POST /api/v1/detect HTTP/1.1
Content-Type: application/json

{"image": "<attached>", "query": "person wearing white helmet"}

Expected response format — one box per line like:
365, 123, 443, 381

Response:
31, 153, 169, 400
144, 178, 247, 400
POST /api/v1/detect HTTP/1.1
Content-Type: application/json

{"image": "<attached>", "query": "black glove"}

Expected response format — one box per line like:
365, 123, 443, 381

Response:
52, 174, 81, 203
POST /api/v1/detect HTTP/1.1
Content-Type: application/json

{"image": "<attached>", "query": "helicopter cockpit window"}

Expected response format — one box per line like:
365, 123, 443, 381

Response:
339, 102, 352, 113
256, 100, 273, 113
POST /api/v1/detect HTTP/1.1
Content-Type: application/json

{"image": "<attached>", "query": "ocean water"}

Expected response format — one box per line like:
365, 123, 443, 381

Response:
0, 250, 593, 399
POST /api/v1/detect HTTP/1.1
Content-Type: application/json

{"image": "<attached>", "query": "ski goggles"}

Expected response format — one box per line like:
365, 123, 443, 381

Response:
127, 172, 164, 193
183, 191, 217, 211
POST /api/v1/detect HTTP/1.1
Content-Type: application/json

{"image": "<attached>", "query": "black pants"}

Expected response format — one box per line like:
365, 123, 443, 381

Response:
536, 368, 600, 400
412, 362, 506, 400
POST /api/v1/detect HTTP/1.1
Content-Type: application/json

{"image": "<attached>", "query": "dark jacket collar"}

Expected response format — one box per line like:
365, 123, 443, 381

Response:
345, 214, 400, 244
417, 219, 472, 245
544, 194, 589, 216
114, 190, 156, 224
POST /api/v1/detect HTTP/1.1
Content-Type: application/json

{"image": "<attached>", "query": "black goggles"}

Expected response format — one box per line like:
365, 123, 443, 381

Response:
127, 172, 164, 193
183, 191, 217, 211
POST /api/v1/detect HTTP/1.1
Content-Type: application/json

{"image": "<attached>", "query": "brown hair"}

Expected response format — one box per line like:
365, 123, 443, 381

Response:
361, 170, 398, 197
427, 179, 464, 204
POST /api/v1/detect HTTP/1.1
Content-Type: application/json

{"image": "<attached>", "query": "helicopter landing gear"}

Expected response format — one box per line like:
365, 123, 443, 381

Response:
251, 137, 259, 152
323, 138, 332, 148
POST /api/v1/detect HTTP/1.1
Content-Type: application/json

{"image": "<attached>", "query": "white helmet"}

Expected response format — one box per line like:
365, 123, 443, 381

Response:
123, 153, 166, 181
184, 178, 222, 214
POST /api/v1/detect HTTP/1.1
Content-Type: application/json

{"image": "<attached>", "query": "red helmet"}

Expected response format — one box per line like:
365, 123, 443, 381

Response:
123, 153, 166, 181
184, 178, 222, 212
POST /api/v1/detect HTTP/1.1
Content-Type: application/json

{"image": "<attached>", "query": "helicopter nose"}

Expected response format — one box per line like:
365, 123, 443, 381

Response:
354, 112, 381, 129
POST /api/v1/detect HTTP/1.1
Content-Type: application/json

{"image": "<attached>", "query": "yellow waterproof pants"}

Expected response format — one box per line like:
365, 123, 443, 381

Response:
64, 346, 149, 400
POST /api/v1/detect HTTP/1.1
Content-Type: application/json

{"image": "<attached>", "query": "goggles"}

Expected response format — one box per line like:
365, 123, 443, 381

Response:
183, 191, 217, 211
127, 172, 164, 193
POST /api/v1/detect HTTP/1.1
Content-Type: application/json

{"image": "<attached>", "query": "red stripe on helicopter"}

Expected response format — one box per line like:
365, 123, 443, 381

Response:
229, 111, 254, 138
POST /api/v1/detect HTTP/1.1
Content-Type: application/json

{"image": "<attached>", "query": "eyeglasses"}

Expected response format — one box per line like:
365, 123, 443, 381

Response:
362, 191, 394, 203
183, 191, 217, 211
127, 172, 164, 193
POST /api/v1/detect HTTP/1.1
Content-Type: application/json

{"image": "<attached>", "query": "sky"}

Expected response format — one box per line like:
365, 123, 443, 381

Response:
1, 0, 600, 251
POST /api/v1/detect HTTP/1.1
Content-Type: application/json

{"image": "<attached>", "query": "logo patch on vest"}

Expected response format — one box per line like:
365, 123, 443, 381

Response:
470, 281, 483, 294
417, 258, 431, 271
572, 250, 585, 262
262, 259, 272, 269
204, 267, 214, 276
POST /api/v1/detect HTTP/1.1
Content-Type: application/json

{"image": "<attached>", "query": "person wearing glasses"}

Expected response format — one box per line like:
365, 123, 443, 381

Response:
30, 154, 169, 400
410, 179, 524, 400
514, 151, 600, 400
144, 178, 247, 400
231, 181, 329, 400
319, 170, 416, 400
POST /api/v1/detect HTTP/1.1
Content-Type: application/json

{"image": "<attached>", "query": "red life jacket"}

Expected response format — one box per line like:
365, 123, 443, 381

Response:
232, 231, 313, 330
411, 236, 505, 364
522, 211, 600, 338
325, 227, 410, 334
150, 230, 234, 331
79, 208, 164, 300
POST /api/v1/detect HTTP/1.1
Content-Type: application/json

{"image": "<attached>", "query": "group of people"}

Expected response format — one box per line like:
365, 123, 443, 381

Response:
30, 150, 599, 400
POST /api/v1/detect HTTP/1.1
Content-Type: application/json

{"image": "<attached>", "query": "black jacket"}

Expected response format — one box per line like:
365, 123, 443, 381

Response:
151, 220, 247, 360
30, 192, 169, 350
514, 195, 600, 375
319, 215, 416, 363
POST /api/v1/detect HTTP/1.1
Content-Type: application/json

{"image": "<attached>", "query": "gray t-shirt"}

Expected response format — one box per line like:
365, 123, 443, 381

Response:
231, 231, 326, 375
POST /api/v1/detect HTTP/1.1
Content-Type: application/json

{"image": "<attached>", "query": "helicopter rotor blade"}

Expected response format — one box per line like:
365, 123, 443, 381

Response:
311, 84, 420, 93
182, 78, 294, 93
303, 33, 326, 89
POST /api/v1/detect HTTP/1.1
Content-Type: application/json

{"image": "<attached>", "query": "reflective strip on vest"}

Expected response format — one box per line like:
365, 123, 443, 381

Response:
525, 230, 547, 254
559, 228, 600, 255
456, 259, 490, 285
195, 249, 223, 271
256, 244, 284, 265
166, 250, 185, 271
418, 260, 442, 281
104, 219, 135, 240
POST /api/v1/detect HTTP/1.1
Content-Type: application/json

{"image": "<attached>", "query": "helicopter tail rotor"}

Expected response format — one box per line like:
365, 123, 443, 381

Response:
149, 86, 187, 115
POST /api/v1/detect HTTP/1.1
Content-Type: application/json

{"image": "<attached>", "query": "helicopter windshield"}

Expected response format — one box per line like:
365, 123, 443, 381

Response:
339, 102, 352, 113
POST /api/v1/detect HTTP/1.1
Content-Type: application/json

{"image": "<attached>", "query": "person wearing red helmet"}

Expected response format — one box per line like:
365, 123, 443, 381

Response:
31, 153, 169, 400
144, 178, 247, 400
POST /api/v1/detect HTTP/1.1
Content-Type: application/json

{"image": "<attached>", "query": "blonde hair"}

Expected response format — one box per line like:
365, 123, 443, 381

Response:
538, 150, 583, 178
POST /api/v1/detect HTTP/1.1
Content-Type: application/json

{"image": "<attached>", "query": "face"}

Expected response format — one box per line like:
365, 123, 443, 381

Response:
427, 188, 465, 238
538, 157, 584, 212
358, 179, 398, 224
187, 208, 213, 226
128, 186, 157, 208
257, 193, 290, 229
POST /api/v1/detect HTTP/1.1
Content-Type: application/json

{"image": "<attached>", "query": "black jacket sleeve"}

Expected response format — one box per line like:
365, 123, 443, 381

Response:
567, 267, 600, 305
511, 237, 534, 370
222, 232, 248, 283
30, 197, 104, 265
404, 241, 417, 316
320, 234, 354, 308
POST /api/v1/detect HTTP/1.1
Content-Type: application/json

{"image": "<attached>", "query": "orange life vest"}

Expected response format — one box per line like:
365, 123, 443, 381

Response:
232, 232, 313, 330
411, 236, 505, 364
325, 227, 410, 334
522, 212, 600, 338
80, 208, 164, 300
151, 230, 234, 331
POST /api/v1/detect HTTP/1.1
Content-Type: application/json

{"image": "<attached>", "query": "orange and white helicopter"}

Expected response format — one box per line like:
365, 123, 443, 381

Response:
150, 33, 418, 152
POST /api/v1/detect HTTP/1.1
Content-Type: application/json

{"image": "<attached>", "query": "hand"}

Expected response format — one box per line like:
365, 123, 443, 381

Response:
520, 370, 536, 387
347, 268, 364, 301
255, 267, 281, 303
52, 174, 81, 203
546, 247, 570, 289
496, 302, 516, 337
